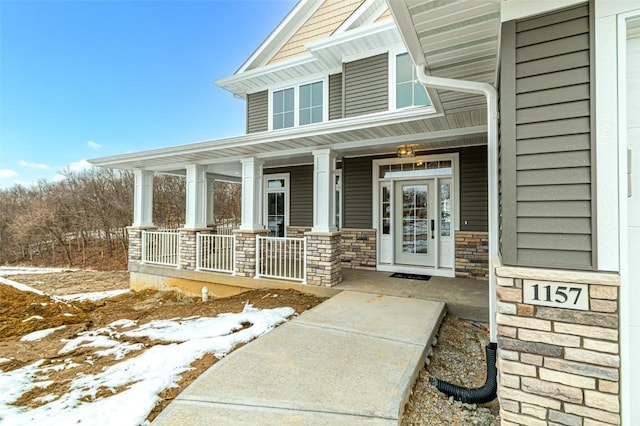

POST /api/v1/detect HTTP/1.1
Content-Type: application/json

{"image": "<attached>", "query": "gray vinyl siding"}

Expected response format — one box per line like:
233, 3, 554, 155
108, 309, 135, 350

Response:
265, 165, 313, 227
460, 146, 488, 232
343, 157, 373, 229
344, 53, 388, 118
246, 91, 268, 134
500, 3, 594, 269
329, 73, 343, 120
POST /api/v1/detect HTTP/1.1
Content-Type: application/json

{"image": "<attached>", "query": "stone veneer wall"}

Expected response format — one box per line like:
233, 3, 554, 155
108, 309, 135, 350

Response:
178, 229, 212, 270
455, 231, 488, 280
286, 226, 311, 239
127, 226, 156, 264
340, 228, 376, 270
305, 231, 342, 287
233, 229, 268, 278
495, 265, 620, 426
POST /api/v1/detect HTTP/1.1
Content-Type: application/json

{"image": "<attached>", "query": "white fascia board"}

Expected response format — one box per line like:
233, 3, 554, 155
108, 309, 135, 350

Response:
219, 20, 401, 96
235, 0, 322, 74
89, 107, 442, 168
333, 0, 379, 35
385, 0, 427, 67
500, 0, 583, 22
216, 55, 318, 95
307, 19, 400, 65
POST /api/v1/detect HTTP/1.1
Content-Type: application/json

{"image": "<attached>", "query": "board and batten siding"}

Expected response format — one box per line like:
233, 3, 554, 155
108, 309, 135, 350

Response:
329, 73, 343, 120
344, 53, 388, 118
265, 165, 313, 227
500, 3, 595, 269
460, 146, 488, 232
343, 157, 373, 229
246, 90, 268, 134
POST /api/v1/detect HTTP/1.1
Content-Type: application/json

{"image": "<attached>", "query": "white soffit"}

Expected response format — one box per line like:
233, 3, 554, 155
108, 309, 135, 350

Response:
89, 108, 487, 173
388, 0, 501, 115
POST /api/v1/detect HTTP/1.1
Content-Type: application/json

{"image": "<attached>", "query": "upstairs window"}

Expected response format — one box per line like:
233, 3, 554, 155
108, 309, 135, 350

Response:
271, 80, 325, 130
395, 53, 431, 109
299, 81, 323, 125
272, 88, 294, 130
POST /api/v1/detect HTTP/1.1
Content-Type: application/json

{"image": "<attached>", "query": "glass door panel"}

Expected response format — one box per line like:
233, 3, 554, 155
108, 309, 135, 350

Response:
267, 192, 285, 237
395, 180, 435, 266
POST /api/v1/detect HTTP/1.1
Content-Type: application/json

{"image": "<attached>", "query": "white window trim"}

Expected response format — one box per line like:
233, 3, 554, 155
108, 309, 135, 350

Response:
263, 173, 290, 237
268, 77, 329, 131
388, 47, 434, 113
372, 153, 460, 235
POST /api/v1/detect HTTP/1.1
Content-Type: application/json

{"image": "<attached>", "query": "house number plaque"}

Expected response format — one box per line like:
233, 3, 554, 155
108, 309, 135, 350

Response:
523, 280, 589, 311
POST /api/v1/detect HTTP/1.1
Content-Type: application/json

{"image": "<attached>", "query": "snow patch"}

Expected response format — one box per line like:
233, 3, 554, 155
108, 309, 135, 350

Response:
56, 289, 130, 302
20, 326, 66, 342
0, 307, 294, 425
0, 277, 46, 295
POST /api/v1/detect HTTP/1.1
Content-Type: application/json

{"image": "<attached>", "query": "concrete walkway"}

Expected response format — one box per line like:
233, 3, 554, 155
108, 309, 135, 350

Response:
153, 291, 445, 425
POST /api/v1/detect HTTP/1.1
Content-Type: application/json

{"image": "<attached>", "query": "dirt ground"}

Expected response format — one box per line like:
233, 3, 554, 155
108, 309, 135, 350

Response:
0, 271, 326, 422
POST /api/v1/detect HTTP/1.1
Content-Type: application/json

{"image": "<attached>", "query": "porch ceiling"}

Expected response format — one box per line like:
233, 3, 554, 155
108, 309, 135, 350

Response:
89, 108, 487, 176
387, 0, 501, 114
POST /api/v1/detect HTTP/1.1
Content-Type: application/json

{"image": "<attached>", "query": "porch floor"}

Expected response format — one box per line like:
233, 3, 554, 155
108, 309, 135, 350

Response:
338, 268, 490, 322
153, 291, 446, 425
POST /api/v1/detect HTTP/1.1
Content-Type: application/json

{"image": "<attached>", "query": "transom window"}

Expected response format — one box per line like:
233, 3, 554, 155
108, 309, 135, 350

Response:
271, 80, 324, 130
395, 53, 431, 109
379, 159, 451, 179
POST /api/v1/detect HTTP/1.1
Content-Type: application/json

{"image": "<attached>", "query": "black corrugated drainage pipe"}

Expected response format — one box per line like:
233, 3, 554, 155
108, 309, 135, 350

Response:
428, 342, 497, 404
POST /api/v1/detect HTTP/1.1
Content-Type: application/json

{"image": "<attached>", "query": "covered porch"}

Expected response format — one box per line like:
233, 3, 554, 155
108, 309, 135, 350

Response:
130, 261, 489, 322
92, 109, 491, 289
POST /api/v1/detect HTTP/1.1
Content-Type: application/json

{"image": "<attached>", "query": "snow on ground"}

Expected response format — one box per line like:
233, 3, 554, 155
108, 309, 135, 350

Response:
0, 277, 46, 295
0, 296, 295, 425
20, 326, 67, 342
56, 289, 130, 302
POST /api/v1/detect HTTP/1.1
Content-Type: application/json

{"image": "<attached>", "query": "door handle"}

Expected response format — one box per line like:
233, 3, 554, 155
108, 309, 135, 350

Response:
431, 219, 435, 239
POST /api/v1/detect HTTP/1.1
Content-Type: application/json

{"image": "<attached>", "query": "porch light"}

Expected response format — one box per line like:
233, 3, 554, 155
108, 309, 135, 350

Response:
397, 145, 415, 158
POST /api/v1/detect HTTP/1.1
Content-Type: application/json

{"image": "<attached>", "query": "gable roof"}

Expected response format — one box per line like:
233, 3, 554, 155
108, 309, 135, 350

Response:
235, 0, 391, 74
267, 0, 365, 65
217, 0, 401, 97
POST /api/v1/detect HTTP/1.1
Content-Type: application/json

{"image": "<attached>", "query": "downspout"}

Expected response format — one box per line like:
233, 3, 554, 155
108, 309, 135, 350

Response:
416, 66, 499, 403
415, 65, 499, 343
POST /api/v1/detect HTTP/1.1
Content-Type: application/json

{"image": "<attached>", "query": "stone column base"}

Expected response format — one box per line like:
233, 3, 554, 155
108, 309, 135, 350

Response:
179, 228, 212, 270
233, 229, 268, 278
126, 226, 157, 264
305, 231, 342, 287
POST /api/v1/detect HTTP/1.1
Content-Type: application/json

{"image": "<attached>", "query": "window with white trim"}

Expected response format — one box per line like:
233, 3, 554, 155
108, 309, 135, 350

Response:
394, 52, 431, 109
271, 80, 325, 129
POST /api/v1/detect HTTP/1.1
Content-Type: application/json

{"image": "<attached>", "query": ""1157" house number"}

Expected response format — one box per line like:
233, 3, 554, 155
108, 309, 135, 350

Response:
523, 280, 589, 311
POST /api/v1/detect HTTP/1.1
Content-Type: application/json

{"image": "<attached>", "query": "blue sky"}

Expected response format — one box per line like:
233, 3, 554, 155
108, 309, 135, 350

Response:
0, 0, 297, 188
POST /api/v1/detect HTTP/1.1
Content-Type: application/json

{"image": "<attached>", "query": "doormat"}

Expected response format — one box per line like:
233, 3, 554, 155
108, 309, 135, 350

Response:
390, 272, 431, 281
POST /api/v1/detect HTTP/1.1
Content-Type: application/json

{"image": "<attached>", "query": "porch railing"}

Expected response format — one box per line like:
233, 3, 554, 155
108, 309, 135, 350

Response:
256, 235, 306, 283
196, 233, 235, 274
141, 230, 179, 267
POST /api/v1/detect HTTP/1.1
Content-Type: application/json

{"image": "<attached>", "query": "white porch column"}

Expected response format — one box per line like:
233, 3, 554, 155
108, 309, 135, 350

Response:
133, 169, 154, 227
240, 158, 264, 231
206, 177, 215, 227
184, 164, 208, 229
312, 149, 337, 233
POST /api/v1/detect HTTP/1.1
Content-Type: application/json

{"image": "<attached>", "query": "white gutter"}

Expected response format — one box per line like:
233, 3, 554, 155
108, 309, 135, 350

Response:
416, 65, 499, 342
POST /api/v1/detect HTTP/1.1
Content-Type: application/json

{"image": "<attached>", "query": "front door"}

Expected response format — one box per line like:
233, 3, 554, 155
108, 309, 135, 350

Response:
394, 180, 435, 267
